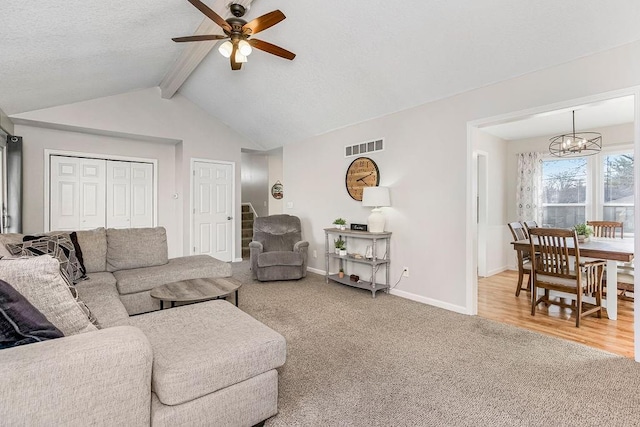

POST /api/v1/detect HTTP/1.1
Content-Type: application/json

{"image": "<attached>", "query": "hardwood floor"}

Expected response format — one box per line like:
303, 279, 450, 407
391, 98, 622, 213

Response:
478, 270, 635, 358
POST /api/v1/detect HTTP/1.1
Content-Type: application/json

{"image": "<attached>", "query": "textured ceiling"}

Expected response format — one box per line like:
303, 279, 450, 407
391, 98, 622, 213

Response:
2, 1, 640, 149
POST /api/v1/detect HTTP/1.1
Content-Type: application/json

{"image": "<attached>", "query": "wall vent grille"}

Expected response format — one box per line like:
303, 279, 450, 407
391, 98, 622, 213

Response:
344, 138, 384, 157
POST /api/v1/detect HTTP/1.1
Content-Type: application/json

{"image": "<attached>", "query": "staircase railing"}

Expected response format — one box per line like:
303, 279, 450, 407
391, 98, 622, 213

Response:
242, 202, 259, 218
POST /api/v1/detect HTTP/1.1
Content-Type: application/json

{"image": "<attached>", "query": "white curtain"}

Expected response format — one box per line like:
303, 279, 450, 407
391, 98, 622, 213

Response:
516, 152, 543, 223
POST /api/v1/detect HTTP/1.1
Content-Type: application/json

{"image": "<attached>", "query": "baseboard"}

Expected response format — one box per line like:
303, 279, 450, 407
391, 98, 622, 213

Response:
234, 257, 243, 262
306, 267, 325, 275
389, 288, 471, 315
484, 266, 508, 277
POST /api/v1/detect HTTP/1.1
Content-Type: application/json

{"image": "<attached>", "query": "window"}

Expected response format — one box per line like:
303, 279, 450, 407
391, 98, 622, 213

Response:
542, 158, 587, 227
603, 152, 634, 233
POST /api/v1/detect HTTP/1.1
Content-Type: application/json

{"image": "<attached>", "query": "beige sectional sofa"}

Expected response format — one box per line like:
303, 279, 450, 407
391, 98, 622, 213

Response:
0, 227, 287, 426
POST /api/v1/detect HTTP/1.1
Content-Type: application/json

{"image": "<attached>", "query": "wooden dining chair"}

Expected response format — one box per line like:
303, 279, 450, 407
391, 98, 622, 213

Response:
586, 221, 633, 300
523, 220, 538, 232
586, 220, 623, 238
528, 227, 605, 327
507, 222, 531, 296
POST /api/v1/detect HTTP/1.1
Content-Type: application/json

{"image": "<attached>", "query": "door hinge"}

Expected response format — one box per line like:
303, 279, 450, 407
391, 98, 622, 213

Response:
193, 246, 196, 252
193, 170, 196, 176
193, 208, 195, 214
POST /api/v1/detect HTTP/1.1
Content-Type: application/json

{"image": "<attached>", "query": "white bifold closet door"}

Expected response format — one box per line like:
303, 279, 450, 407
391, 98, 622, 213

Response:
50, 156, 106, 231
50, 156, 154, 231
106, 161, 153, 229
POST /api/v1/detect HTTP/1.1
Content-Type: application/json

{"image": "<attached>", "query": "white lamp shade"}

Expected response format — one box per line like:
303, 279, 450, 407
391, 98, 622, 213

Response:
362, 186, 391, 208
218, 41, 233, 58
238, 39, 252, 56
234, 50, 247, 63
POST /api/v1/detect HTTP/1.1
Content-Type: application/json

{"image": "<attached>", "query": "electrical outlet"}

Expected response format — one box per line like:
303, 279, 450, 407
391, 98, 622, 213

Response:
313, 249, 317, 258
402, 267, 409, 277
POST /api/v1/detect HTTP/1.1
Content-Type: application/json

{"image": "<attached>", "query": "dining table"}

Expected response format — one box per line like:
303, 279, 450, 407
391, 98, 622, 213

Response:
512, 237, 634, 320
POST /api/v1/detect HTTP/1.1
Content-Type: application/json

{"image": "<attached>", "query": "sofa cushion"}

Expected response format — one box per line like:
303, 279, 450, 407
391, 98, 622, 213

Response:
8, 234, 86, 283
113, 255, 232, 295
76, 273, 130, 328
257, 251, 303, 267
129, 300, 286, 406
106, 227, 168, 272
0, 256, 98, 336
0, 279, 64, 349
75, 227, 107, 273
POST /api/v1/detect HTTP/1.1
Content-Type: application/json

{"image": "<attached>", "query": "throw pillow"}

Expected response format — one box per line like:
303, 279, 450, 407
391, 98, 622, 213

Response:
0, 279, 64, 349
0, 256, 98, 336
7, 233, 86, 283
69, 231, 87, 277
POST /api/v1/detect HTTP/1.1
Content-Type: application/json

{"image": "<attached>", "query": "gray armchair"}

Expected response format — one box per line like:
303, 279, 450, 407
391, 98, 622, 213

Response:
249, 215, 309, 281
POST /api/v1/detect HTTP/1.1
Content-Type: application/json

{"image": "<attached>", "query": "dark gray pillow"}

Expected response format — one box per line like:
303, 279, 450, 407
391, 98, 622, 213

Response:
0, 279, 64, 349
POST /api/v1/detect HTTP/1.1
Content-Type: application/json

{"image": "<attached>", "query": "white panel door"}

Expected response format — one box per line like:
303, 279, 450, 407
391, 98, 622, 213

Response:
50, 156, 80, 231
106, 161, 131, 228
193, 161, 233, 261
79, 159, 106, 229
130, 162, 154, 228
50, 156, 106, 231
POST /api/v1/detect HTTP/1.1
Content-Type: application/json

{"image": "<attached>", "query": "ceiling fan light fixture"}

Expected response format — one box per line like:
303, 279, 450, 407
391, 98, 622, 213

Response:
235, 51, 248, 63
218, 41, 233, 58
238, 39, 252, 56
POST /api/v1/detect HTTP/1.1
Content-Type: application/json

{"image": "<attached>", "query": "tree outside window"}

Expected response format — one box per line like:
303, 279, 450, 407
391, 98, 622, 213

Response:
603, 153, 634, 234
542, 158, 587, 228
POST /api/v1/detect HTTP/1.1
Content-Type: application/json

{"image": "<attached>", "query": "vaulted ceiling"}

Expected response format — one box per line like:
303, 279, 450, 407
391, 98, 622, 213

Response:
2, 1, 640, 149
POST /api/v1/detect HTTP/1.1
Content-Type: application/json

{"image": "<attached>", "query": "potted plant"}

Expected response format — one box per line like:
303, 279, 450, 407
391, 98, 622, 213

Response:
333, 218, 347, 230
339, 243, 347, 257
574, 223, 593, 243
338, 268, 345, 279
334, 238, 345, 254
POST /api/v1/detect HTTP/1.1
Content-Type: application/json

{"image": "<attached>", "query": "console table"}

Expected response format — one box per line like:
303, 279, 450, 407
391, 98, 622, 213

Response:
324, 228, 391, 298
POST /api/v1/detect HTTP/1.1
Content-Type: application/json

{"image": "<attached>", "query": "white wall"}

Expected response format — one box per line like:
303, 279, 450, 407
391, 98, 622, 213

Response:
283, 40, 640, 314
13, 125, 181, 257
473, 128, 509, 276
267, 148, 283, 215
241, 151, 269, 217
11, 88, 260, 257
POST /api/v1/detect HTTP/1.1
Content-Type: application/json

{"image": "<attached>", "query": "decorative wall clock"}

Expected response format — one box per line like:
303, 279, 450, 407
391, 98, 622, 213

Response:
271, 180, 283, 199
345, 157, 380, 201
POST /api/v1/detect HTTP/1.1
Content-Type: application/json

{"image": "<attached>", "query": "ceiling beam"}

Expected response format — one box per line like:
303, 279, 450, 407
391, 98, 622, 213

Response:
159, 0, 255, 99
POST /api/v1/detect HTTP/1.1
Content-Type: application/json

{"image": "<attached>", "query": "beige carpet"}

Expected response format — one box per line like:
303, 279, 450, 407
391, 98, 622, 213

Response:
232, 261, 640, 426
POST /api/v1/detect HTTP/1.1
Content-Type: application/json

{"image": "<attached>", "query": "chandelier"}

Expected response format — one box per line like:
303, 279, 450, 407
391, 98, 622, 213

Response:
549, 110, 602, 158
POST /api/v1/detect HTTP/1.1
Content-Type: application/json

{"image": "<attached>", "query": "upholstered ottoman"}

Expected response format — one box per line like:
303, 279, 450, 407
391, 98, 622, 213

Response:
128, 300, 286, 426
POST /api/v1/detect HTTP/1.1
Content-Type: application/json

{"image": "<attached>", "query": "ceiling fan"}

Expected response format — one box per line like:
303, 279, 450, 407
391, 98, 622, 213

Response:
173, 0, 296, 71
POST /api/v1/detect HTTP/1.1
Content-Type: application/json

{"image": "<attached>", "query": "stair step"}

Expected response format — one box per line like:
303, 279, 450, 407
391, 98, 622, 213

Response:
242, 220, 254, 228
242, 212, 254, 221
242, 205, 250, 213
242, 248, 250, 258
242, 229, 253, 238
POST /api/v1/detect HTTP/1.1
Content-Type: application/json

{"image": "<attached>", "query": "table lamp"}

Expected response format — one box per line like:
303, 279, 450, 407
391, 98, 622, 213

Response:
362, 186, 391, 233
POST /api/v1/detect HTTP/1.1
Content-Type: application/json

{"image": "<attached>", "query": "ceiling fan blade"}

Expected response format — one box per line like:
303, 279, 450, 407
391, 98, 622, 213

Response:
248, 39, 296, 60
187, 0, 231, 31
172, 35, 228, 42
230, 44, 242, 71
243, 10, 285, 35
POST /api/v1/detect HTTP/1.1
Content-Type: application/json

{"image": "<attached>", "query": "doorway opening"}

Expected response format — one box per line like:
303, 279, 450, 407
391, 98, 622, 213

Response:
467, 88, 640, 361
